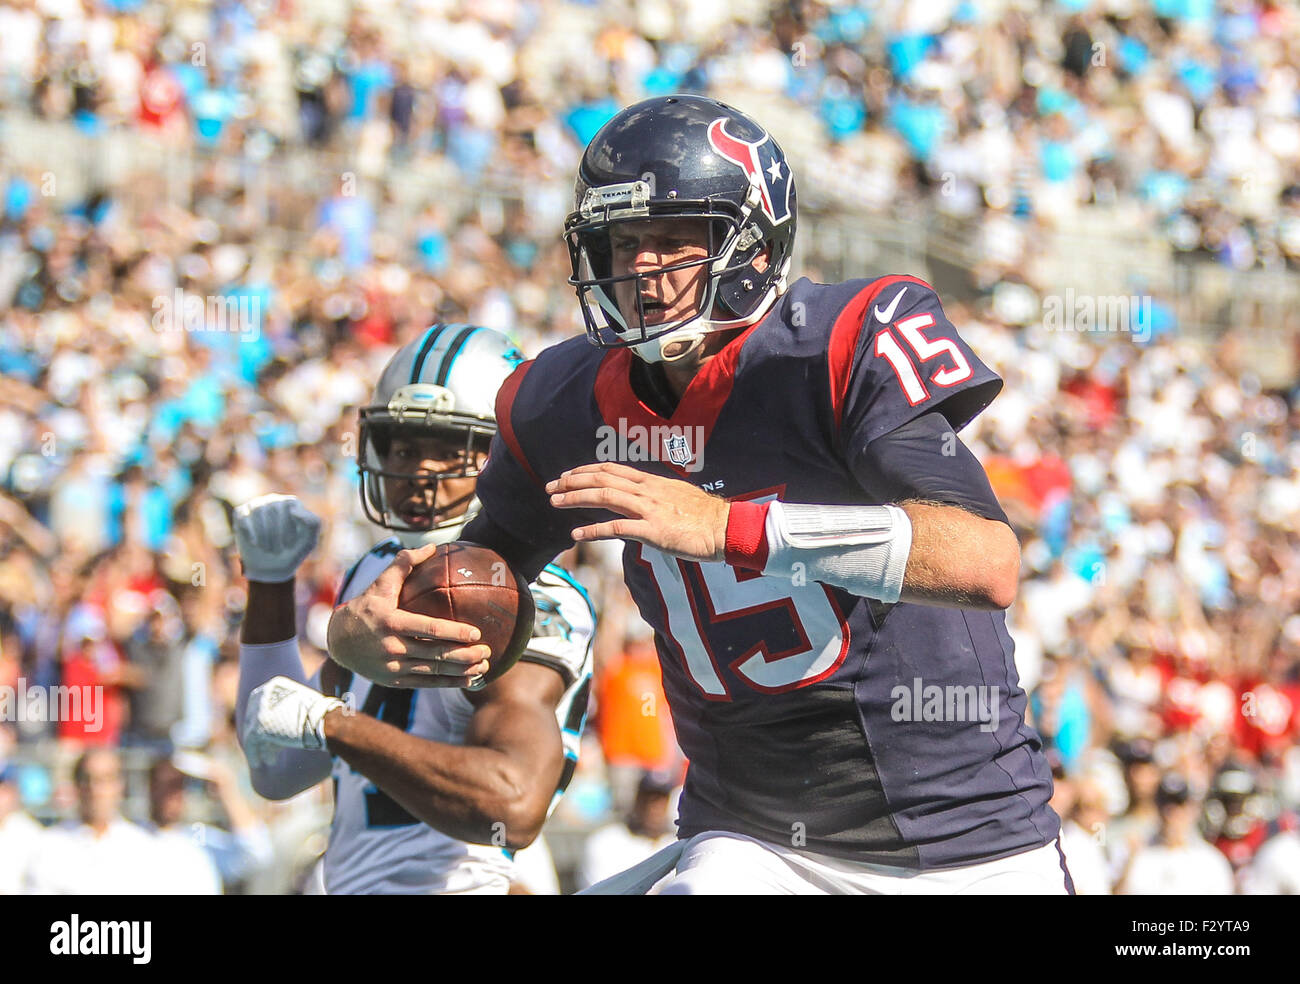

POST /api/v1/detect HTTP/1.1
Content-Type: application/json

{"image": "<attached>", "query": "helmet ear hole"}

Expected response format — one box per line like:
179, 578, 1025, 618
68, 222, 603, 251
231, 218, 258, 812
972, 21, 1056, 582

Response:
715, 233, 772, 317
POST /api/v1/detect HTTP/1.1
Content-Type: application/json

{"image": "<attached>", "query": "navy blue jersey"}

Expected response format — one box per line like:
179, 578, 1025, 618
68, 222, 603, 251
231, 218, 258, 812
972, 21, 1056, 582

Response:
475, 275, 1059, 869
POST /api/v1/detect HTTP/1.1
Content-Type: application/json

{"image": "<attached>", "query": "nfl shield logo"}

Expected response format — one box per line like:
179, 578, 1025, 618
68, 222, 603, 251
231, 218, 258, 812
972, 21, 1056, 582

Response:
663, 432, 693, 467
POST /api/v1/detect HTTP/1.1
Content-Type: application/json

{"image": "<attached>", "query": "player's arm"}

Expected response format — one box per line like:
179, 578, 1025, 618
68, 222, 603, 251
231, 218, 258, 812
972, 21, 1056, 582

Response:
319, 662, 567, 849
231, 495, 338, 799
546, 460, 1016, 610
796, 278, 1017, 608
831, 408, 1019, 610
892, 501, 1018, 609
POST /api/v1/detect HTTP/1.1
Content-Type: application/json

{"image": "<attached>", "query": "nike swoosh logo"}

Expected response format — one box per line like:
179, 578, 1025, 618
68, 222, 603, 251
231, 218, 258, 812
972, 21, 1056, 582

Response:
873, 287, 908, 324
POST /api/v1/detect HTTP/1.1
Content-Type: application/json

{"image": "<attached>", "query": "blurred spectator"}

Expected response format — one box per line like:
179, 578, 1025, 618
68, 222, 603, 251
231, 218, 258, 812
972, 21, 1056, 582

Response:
1107, 738, 1163, 879
578, 769, 678, 891
1052, 761, 1114, 895
1032, 652, 1103, 772
0, 755, 43, 895
164, 751, 272, 893
144, 758, 221, 894
1119, 774, 1235, 895
1240, 825, 1300, 895
24, 748, 161, 893
57, 606, 137, 747
123, 601, 185, 747
1202, 760, 1274, 872
594, 627, 678, 814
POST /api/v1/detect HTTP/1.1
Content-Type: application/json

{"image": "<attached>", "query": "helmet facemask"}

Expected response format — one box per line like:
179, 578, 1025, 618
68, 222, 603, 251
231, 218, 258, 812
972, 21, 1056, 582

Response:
358, 385, 495, 546
566, 179, 780, 363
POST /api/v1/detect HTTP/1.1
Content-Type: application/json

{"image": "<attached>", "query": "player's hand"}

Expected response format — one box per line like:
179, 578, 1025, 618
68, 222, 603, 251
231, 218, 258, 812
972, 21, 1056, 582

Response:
242, 676, 344, 766
546, 462, 729, 563
327, 543, 493, 688
233, 494, 321, 583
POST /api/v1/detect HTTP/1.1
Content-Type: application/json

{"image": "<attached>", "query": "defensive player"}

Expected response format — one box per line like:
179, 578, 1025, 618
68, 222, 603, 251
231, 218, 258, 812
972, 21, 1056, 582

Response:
235, 326, 595, 894
330, 96, 1068, 894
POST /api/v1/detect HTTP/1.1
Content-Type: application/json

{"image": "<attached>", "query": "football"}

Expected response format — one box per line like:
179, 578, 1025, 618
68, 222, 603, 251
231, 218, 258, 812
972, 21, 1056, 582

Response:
397, 542, 535, 685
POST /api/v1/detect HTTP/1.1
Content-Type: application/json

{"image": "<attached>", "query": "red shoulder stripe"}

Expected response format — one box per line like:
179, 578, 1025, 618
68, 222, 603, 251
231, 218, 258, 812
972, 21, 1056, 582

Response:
493, 360, 545, 489
827, 274, 934, 430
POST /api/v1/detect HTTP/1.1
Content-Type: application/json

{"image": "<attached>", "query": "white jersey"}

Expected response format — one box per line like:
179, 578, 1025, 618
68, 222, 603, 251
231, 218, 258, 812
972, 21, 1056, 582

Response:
322, 537, 595, 894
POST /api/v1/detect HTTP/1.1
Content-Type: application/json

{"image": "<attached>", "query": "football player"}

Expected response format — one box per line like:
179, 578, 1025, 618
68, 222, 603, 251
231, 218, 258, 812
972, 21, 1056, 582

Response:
235, 326, 594, 894
330, 95, 1069, 894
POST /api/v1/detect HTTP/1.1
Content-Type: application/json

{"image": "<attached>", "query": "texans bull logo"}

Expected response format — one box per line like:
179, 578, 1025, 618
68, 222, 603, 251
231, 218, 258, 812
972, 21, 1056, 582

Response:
707, 118, 793, 226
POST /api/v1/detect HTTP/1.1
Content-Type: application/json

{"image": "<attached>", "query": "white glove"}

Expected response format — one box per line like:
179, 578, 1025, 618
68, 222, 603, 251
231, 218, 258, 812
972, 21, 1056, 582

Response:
233, 494, 321, 583
242, 676, 344, 767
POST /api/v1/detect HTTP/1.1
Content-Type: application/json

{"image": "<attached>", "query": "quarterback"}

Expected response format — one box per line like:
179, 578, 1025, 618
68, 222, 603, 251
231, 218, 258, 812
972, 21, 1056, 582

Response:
330, 96, 1069, 894
235, 327, 594, 894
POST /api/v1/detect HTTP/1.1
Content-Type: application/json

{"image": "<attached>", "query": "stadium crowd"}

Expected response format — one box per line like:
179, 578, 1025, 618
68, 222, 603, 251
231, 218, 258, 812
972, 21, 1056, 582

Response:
0, 0, 1298, 893
3, 0, 1300, 272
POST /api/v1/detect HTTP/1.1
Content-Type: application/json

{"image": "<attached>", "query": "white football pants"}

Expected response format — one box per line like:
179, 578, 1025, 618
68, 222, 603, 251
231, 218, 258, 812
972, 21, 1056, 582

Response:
579, 832, 1072, 895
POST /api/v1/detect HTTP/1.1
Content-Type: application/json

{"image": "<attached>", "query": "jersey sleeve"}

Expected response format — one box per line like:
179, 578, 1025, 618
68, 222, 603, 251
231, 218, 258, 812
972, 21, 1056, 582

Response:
333, 539, 402, 606
831, 277, 1002, 450
471, 361, 578, 575
333, 558, 363, 607
520, 575, 596, 689
462, 509, 558, 584
848, 412, 1010, 525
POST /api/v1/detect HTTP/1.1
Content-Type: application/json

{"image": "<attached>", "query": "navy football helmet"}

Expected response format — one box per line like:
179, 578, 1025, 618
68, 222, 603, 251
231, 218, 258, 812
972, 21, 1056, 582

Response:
564, 95, 797, 363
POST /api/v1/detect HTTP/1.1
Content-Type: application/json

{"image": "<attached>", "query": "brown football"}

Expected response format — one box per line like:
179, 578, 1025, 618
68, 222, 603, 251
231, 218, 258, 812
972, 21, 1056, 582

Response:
397, 542, 534, 685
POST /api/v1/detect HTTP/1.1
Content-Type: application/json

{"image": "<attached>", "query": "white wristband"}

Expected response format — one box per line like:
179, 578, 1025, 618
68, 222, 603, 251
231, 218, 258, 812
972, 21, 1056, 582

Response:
762, 502, 912, 603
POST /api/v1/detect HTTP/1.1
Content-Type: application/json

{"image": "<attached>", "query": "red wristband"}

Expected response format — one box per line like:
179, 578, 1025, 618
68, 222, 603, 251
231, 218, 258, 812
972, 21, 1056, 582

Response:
724, 500, 771, 570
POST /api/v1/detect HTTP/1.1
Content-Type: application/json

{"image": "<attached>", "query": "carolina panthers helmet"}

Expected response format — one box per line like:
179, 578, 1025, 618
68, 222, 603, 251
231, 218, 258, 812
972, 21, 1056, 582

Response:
565, 94, 797, 364
358, 325, 525, 547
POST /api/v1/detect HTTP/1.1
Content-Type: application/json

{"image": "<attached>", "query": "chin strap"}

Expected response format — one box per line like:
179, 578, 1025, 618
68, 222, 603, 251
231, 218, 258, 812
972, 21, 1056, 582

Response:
629, 280, 785, 365
632, 328, 709, 364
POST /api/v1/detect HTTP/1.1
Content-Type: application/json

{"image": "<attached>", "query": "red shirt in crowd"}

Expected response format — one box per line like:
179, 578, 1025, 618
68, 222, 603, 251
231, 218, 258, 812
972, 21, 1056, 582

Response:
58, 643, 124, 746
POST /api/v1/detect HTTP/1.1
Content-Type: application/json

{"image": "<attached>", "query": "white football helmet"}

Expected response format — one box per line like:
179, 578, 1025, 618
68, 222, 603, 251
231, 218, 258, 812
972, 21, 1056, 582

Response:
358, 325, 525, 547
